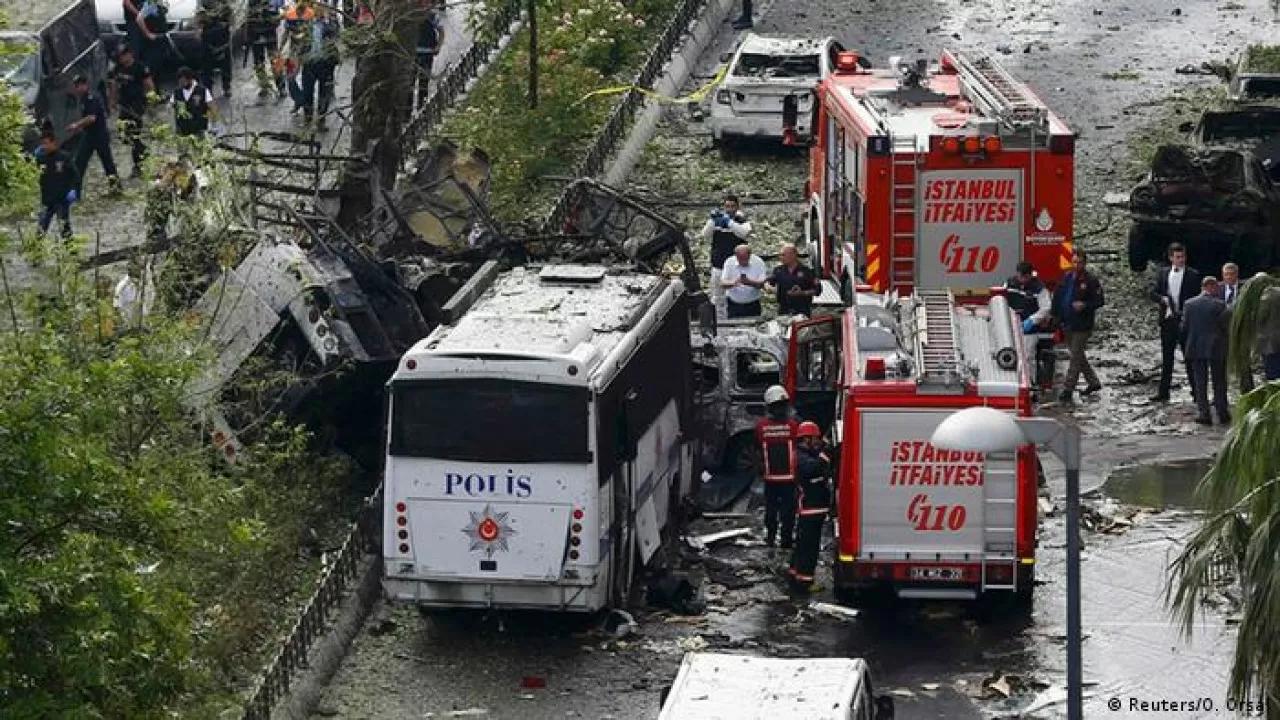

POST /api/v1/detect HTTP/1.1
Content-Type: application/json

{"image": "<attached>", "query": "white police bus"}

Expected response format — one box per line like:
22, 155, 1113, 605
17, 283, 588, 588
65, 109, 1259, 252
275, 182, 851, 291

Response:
382, 263, 698, 611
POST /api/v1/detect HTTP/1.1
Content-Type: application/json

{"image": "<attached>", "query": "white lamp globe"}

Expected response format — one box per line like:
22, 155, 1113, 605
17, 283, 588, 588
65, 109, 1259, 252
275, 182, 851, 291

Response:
930, 406, 1026, 453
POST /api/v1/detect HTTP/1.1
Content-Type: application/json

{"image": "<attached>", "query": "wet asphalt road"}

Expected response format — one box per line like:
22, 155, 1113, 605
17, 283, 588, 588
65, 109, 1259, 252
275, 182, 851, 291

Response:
315, 1, 1276, 719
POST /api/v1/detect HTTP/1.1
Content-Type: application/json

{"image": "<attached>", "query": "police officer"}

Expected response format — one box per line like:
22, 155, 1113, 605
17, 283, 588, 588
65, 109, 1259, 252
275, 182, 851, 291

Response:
755, 384, 799, 548
136, 0, 171, 75
700, 193, 752, 309
171, 66, 214, 137
246, 0, 285, 97
415, 0, 445, 111
34, 131, 80, 239
788, 421, 830, 592
198, 7, 234, 97
1005, 260, 1054, 389
109, 46, 154, 179
67, 75, 121, 196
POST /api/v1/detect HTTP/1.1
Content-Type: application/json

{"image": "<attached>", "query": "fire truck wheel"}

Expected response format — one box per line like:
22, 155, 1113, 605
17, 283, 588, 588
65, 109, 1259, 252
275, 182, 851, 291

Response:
1127, 225, 1151, 273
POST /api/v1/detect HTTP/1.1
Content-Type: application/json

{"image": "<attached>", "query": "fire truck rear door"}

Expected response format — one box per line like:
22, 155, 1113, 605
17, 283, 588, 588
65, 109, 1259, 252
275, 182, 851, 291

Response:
857, 408, 1018, 560
784, 315, 841, 431
916, 169, 1024, 290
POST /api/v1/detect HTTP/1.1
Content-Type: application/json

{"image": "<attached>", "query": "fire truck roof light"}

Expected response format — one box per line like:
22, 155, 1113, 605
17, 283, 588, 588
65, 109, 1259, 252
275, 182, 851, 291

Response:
963, 136, 981, 153
984, 136, 1002, 153
942, 137, 960, 154
834, 51, 862, 72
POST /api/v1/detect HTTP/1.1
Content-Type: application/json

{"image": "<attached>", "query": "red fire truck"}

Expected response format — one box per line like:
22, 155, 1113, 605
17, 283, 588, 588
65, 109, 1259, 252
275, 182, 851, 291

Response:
785, 287, 1039, 606
789, 49, 1076, 296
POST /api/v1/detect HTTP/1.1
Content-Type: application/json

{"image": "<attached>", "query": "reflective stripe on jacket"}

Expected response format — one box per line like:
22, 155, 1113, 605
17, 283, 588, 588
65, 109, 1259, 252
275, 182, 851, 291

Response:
755, 418, 798, 483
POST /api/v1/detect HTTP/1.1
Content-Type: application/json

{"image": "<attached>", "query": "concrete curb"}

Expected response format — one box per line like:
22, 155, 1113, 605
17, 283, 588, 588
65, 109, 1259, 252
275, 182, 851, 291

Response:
270, 554, 382, 720
603, 0, 739, 187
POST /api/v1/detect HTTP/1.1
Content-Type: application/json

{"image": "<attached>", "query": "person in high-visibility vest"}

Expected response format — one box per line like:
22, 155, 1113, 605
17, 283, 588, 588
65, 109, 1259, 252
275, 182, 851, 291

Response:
788, 421, 831, 592
755, 384, 799, 548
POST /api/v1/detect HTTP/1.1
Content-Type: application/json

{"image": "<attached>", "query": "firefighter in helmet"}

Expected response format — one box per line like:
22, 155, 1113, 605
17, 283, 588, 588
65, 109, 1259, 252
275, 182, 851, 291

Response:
756, 384, 799, 548
788, 421, 831, 592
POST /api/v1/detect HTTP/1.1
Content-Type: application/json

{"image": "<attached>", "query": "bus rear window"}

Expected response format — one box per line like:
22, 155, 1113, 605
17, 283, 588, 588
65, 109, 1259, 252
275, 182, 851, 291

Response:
389, 379, 591, 463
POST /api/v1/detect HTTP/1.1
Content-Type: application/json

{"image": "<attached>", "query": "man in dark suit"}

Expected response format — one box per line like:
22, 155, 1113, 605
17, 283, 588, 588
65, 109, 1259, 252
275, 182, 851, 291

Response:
1182, 275, 1231, 425
1216, 262, 1243, 308
1149, 243, 1202, 402
1216, 262, 1254, 393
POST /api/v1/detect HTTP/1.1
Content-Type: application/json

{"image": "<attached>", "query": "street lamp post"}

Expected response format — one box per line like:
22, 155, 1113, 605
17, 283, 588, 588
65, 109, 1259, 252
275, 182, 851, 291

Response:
930, 407, 1083, 720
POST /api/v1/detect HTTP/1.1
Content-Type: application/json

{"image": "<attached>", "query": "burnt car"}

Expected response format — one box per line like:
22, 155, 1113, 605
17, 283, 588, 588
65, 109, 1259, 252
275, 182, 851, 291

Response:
1127, 144, 1280, 274
692, 318, 790, 475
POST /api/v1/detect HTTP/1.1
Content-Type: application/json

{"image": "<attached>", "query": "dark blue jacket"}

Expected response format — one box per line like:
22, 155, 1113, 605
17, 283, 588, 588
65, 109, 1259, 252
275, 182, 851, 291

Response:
1052, 270, 1105, 331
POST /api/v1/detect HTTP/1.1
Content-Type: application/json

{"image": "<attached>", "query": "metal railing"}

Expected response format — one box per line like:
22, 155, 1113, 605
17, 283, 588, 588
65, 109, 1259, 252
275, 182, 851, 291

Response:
401, 1, 525, 161
240, 485, 383, 720
541, 0, 707, 234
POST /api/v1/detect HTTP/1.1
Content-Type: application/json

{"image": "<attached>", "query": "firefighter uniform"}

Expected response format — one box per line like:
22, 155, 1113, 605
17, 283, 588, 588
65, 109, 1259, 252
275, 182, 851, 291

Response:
756, 414, 799, 547
788, 427, 831, 589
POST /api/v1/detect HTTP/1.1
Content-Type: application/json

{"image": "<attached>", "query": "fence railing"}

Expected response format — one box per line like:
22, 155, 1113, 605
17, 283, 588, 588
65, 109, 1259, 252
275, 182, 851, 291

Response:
540, 0, 707, 234
240, 485, 383, 720
401, 0, 525, 163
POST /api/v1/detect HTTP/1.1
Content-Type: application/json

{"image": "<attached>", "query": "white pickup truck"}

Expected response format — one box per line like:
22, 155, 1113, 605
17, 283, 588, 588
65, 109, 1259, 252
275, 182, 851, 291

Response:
658, 652, 895, 720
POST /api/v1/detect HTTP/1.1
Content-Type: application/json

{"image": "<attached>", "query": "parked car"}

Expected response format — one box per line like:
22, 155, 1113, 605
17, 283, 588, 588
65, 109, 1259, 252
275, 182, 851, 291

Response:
1127, 144, 1280, 274
658, 652, 894, 720
1, 0, 110, 150
711, 33, 843, 146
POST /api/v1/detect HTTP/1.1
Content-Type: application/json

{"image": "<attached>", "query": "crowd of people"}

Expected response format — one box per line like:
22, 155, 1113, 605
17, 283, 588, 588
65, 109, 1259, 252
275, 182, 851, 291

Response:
1006, 242, 1280, 426
32, 0, 452, 243
700, 194, 819, 319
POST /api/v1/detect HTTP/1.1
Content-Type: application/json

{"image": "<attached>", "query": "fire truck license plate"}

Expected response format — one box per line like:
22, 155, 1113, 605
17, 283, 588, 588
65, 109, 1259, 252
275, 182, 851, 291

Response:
911, 567, 964, 581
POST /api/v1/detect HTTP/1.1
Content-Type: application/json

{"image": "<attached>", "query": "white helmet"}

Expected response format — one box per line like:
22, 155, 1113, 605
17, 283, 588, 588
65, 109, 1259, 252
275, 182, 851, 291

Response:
764, 385, 789, 405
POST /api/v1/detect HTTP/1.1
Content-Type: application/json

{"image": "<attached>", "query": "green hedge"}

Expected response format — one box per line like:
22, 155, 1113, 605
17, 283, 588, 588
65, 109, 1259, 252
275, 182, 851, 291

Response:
444, 0, 681, 223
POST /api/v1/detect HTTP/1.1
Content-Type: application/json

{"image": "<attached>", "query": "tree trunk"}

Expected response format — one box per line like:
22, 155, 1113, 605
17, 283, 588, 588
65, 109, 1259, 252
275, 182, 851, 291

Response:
527, 0, 538, 109
343, 0, 418, 220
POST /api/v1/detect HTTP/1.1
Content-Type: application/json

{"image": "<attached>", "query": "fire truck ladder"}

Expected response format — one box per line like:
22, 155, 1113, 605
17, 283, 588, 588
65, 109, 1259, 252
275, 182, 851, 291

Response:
889, 135, 920, 286
980, 459, 1020, 593
949, 50, 1048, 130
913, 288, 965, 388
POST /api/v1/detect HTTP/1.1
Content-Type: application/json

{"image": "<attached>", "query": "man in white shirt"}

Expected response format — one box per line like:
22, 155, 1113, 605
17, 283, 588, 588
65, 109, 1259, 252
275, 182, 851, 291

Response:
720, 244, 767, 318
1149, 242, 1201, 402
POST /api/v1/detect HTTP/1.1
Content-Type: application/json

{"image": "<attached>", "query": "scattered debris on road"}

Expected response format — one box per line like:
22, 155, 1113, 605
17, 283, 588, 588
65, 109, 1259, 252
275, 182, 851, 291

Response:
684, 527, 753, 551
602, 609, 638, 639
809, 601, 861, 621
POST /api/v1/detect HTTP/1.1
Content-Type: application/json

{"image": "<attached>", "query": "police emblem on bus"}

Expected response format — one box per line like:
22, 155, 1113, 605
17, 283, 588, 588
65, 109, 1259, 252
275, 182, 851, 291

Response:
462, 504, 516, 557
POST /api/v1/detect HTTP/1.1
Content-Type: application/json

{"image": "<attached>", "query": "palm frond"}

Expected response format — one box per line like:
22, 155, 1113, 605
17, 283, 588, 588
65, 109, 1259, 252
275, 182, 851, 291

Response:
1168, 382, 1280, 707
1229, 274, 1280, 380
